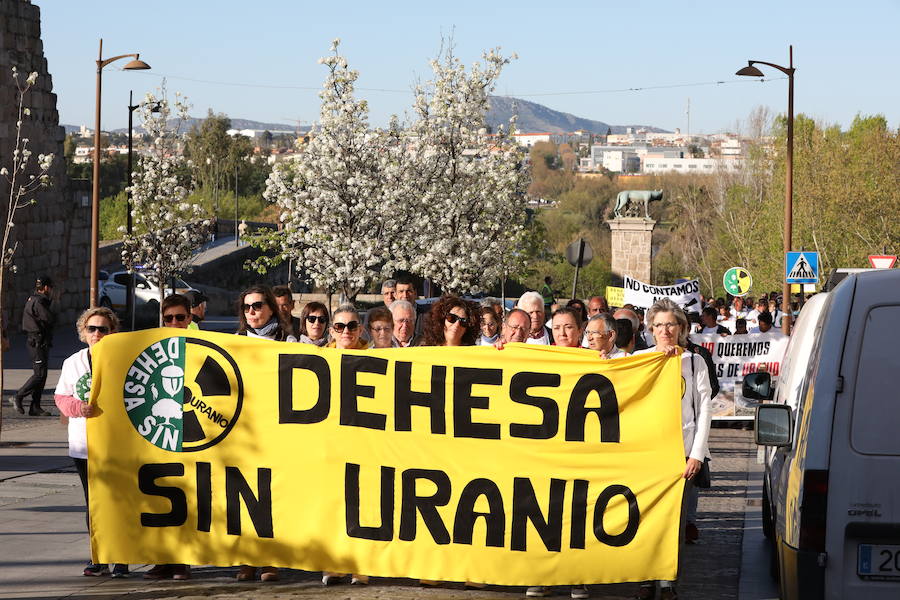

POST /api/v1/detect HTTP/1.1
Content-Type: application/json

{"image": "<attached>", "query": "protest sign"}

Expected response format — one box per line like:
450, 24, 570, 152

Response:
605, 285, 625, 308
622, 276, 701, 314
87, 330, 685, 585
689, 331, 790, 419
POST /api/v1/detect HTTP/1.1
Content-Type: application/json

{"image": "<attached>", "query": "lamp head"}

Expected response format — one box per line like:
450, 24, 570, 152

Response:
736, 64, 765, 77
123, 57, 151, 70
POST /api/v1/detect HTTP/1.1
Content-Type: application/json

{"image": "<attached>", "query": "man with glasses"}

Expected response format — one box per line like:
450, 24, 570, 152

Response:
585, 313, 624, 359
161, 295, 192, 330
272, 285, 301, 338
389, 300, 421, 347
501, 309, 531, 344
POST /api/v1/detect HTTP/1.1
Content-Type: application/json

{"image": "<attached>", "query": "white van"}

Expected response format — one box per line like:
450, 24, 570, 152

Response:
747, 269, 900, 599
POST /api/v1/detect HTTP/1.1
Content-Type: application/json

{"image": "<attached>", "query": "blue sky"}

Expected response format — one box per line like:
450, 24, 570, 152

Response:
38, 0, 900, 133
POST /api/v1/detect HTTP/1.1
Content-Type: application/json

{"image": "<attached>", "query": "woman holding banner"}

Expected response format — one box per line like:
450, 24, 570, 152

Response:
633, 298, 712, 600
53, 307, 129, 578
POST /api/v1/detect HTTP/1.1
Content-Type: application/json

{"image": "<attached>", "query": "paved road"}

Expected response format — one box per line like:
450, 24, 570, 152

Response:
0, 326, 778, 600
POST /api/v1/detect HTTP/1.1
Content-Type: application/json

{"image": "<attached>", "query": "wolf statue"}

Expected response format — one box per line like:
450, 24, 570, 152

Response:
613, 190, 663, 219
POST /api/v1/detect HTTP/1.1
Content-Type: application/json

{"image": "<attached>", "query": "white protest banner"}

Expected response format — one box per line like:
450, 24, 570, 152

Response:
622, 276, 701, 314
689, 331, 790, 419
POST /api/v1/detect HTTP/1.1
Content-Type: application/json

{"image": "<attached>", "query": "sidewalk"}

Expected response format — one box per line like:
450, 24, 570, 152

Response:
0, 423, 776, 600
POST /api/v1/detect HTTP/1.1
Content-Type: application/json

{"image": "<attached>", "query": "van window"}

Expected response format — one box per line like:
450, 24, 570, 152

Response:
851, 305, 900, 455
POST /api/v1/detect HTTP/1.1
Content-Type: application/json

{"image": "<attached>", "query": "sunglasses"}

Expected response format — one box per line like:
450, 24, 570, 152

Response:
445, 313, 470, 326
332, 321, 360, 333
242, 301, 265, 312
85, 325, 110, 334
163, 313, 188, 323
306, 315, 328, 324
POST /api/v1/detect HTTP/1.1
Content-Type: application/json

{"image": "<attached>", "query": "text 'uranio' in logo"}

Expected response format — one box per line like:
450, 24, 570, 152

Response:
123, 337, 243, 452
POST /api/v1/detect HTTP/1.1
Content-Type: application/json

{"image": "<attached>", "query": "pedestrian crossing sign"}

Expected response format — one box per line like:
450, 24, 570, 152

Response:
785, 251, 819, 284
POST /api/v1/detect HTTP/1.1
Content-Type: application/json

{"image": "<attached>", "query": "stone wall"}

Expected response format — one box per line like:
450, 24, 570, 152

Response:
607, 218, 655, 282
0, 0, 89, 329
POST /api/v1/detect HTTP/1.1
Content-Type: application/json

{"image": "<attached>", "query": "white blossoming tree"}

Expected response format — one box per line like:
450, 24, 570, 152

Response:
0, 67, 54, 438
403, 46, 529, 294
121, 88, 208, 324
263, 40, 409, 302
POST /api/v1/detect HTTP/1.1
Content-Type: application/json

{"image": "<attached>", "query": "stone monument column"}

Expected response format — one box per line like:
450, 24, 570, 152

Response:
606, 218, 655, 282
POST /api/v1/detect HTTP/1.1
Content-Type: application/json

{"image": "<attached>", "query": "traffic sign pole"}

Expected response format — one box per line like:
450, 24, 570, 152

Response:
571, 238, 585, 299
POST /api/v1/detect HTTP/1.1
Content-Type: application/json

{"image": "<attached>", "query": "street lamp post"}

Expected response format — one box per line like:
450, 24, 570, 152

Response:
90, 39, 150, 308
736, 45, 795, 335
126, 92, 160, 330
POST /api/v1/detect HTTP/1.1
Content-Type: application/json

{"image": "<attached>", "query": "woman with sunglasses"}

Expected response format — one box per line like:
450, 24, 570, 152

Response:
322, 303, 370, 586
298, 301, 330, 347
53, 307, 129, 578
160, 294, 192, 330
423, 295, 481, 347
325, 304, 369, 350
236, 285, 296, 343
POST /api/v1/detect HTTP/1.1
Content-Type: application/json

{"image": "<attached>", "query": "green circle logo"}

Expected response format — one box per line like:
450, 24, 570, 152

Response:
75, 372, 92, 403
122, 337, 243, 452
723, 267, 752, 297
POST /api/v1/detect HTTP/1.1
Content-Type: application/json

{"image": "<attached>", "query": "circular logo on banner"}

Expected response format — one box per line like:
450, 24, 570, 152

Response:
122, 337, 243, 452
723, 267, 752, 297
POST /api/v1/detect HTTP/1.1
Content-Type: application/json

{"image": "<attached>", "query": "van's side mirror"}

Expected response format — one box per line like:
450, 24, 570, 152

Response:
743, 372, 774, 401
756, 404, 792, 446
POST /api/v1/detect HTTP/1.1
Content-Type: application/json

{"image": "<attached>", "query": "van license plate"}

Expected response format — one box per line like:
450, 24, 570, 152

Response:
858, 544, 900, 580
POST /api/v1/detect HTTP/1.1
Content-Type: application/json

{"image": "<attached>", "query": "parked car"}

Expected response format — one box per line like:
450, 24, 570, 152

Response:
99, 271, 197, 312
746, 269, 900, 599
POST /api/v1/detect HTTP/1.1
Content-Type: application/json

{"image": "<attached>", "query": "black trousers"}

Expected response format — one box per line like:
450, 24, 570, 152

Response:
16, 336, 49, 410
73, 457, 89, 530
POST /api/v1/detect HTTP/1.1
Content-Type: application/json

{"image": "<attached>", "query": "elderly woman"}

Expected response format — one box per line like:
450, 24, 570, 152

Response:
54, 307, 129, 578
236, 285, 296, 342
423, 295, 481, 347
633, 297, 712, 600
298, 301, 329, 346
366, 306, 394, 349
478, 307, 500, 346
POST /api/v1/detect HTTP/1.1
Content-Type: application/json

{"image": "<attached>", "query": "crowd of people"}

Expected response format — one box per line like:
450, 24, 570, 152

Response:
46, 273, 734, 600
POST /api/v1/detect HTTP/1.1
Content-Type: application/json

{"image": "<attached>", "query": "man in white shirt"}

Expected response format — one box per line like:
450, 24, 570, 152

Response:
517, 291, 551, 345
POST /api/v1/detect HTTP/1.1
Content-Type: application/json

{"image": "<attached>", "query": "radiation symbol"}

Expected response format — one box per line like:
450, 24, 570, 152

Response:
123, 337, 243, 453
723, 267, 752, 297
180, 338, 243, 452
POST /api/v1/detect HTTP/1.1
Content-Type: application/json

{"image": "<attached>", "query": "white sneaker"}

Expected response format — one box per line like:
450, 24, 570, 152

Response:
526, 586, 550, 597
571, 585, 590, 599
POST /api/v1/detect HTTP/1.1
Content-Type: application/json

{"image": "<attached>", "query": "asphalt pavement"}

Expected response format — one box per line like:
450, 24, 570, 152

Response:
0, 323, 778, 600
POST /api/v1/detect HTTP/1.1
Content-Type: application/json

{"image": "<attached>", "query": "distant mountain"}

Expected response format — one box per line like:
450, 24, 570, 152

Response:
486, 96, 667, 134
63, 119, 304, 136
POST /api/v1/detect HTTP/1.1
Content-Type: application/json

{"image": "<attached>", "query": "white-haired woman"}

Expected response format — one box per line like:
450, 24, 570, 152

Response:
54, 307, 129, 578
632, 297, 712, 600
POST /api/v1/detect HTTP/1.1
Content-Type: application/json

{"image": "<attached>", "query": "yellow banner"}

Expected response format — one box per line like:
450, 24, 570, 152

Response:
88, 330, 685, 585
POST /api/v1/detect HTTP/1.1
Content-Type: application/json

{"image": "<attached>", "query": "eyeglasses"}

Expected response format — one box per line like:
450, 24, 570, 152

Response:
332, 321, 360, 333
85, 325, 110, 334
306, 315, 328, 324
242, 301, 265, 312
445, 313, 470, 326
394, 318, 414, 325
586, 330, 611, 338
163, 313, 188, 323
652, 322, 679, 330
